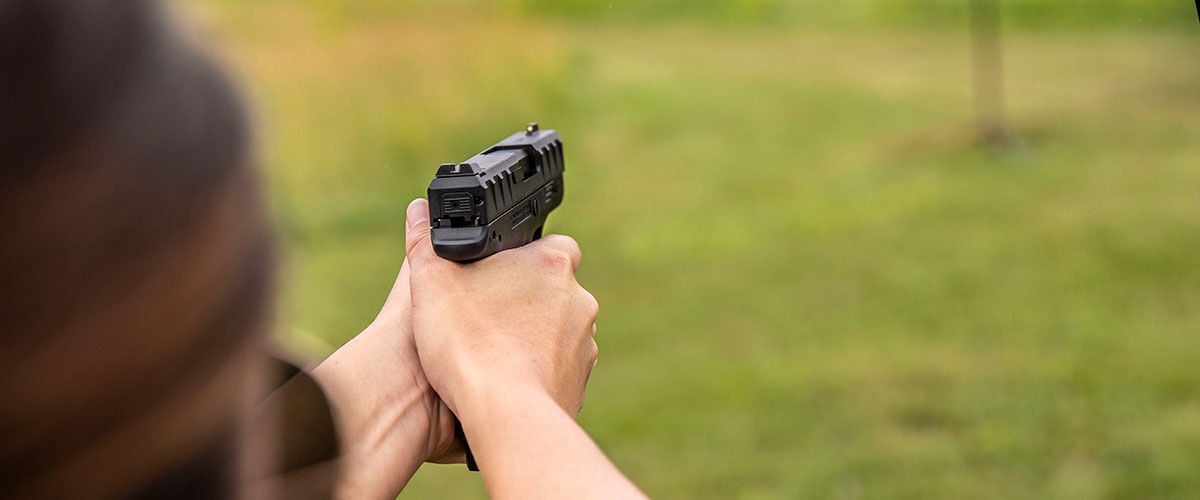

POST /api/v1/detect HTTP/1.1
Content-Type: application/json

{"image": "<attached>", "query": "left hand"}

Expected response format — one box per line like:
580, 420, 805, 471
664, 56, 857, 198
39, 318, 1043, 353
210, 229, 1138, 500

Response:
312, 260, 463, 499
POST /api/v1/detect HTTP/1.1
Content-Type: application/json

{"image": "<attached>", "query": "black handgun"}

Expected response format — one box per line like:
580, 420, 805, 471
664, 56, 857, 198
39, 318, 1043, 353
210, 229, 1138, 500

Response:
427, 123, 565, 262
425, 123, 566, 471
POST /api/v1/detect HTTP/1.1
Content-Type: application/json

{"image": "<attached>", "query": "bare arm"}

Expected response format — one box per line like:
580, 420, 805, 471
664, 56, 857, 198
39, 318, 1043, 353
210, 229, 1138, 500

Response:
458, 385, 644, 499
302, 198, 642, 499
311, 261, 460, 499
403, 198, 645, 499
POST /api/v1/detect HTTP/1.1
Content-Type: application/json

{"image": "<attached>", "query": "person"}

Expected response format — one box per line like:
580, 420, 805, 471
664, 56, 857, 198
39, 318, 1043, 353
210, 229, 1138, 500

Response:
0, 1, 646, 498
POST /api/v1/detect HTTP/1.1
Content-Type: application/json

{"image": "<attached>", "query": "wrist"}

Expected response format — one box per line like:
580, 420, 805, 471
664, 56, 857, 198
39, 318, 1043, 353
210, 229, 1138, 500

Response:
453, 378, 564, 435
313, 323, 437, 497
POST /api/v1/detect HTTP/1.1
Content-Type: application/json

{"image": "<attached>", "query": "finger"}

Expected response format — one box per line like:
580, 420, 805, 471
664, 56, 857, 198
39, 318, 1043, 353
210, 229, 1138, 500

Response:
534, 234, 582, 271
581, 288, 600, 324
591, 322, 597, 337
379, 259, 412, 315
404, 198, 435, 265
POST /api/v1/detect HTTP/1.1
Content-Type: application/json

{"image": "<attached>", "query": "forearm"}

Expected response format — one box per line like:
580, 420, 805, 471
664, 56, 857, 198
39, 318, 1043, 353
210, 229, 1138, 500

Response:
313, 324, 435, 498
458, 386, 645, 500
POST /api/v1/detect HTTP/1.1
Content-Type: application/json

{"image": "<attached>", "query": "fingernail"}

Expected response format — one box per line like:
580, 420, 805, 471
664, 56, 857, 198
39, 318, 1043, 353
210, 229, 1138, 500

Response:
406, 199, 429, 229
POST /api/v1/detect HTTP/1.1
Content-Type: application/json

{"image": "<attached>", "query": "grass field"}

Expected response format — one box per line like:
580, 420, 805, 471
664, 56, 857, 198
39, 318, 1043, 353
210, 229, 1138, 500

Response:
192, 2, 1200, 497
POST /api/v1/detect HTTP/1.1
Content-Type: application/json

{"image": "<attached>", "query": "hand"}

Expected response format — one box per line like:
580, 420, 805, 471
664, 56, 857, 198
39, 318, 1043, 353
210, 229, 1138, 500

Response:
311, 259, 462, 499
402, 198, 600, 421
403, 199, 642, 499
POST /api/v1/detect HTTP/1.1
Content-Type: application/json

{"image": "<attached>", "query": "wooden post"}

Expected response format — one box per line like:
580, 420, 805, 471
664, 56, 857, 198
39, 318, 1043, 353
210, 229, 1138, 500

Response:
969, 0, 1011, 148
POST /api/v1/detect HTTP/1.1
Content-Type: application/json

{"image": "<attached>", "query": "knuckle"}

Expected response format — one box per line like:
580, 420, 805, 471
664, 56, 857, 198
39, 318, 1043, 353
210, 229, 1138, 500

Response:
539, 248, 574, 272
540, 234, 581, 265
409, 250, 443, 274
556, 235, 581, 255
580, 288, 599, 317
576, 284, 600, 311
563, 239, 583, 266
405, 232, 436, 264
407, 245, 435, 266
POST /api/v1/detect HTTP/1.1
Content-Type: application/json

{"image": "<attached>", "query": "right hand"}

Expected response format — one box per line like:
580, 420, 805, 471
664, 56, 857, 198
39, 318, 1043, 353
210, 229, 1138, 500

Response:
402, 198, 600, 422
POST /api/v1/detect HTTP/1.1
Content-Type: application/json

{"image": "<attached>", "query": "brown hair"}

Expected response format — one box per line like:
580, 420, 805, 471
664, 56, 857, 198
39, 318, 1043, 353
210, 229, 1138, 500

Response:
0, 0, 274, 497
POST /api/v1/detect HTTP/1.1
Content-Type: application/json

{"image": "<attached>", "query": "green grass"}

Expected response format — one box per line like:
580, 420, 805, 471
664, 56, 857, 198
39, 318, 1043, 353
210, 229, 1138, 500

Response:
192, 2, 1200, 497
209, 0, 1197, 29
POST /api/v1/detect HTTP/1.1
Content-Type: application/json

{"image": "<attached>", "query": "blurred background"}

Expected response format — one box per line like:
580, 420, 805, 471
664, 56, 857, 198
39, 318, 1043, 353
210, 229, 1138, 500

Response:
187, 1, 1198, 497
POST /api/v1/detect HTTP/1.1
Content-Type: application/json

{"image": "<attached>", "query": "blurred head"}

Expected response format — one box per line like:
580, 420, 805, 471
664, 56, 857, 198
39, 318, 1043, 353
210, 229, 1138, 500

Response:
0, 0, 273, 497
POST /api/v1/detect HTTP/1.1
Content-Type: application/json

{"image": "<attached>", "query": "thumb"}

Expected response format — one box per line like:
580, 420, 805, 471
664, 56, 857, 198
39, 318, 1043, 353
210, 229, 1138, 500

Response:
405, 198, 435, 265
